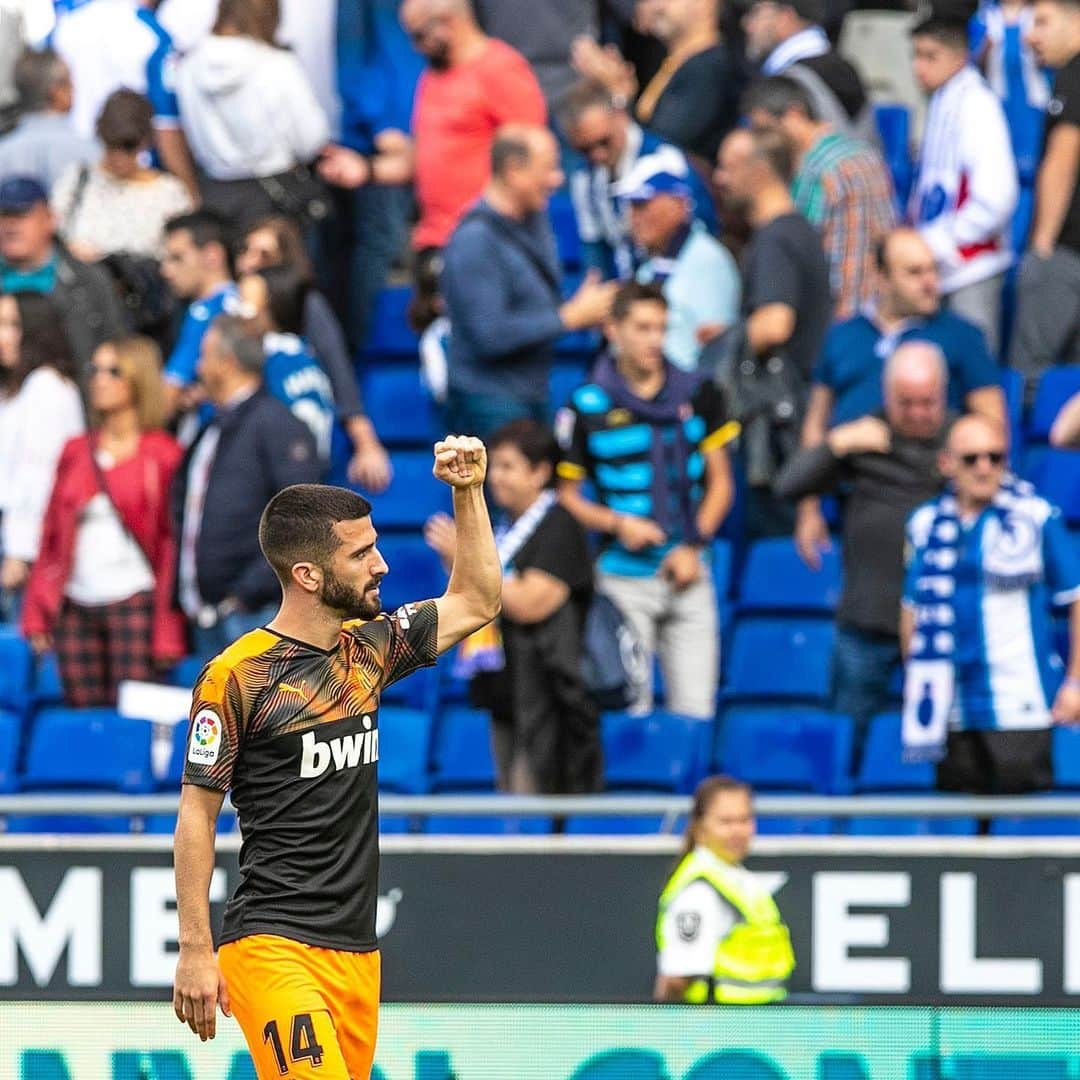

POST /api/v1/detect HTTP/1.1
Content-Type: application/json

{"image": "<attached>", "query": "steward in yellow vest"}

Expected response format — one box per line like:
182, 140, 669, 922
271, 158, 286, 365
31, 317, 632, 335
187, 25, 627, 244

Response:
654, 776, 794, 1004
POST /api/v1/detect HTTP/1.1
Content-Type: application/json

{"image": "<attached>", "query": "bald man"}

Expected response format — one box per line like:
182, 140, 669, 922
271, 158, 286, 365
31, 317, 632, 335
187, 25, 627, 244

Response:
795, 227, 1005, 569
775, 340, 953, 757
901, 413, 1080, 792
440, 124, 615, 437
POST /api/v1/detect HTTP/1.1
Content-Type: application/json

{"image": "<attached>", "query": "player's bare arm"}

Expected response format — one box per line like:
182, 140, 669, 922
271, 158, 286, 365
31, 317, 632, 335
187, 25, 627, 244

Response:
430, 435, 502, 655
173, 783, 232, 1042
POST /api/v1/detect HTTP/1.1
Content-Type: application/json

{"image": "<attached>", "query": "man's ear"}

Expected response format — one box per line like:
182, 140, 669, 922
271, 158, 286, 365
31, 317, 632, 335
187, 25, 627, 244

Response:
290, 562, 322, 594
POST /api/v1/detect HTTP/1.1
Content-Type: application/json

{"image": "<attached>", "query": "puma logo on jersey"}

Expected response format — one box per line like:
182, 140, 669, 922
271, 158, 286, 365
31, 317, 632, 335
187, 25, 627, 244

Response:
279, 682, 307, 697
299, 717, 379, 778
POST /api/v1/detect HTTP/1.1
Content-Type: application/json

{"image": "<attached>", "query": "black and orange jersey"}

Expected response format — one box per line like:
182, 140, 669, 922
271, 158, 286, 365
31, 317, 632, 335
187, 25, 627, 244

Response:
182, 602, 439, 952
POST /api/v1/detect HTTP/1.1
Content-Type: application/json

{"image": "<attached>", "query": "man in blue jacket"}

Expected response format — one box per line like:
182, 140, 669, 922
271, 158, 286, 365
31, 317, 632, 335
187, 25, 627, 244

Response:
441, 124, 615, 438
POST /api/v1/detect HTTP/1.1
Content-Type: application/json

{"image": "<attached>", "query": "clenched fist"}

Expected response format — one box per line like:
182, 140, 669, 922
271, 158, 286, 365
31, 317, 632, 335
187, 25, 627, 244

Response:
433, 436, 487, 489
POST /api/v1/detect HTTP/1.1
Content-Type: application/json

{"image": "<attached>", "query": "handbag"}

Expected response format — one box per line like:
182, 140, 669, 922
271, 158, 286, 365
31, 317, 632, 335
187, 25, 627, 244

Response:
580, 592, 649, 711
256, 163, 334, 228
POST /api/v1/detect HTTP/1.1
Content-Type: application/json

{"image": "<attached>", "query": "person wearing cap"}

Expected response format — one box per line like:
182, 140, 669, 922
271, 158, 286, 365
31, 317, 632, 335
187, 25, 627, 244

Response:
0, 174, 126, 371
742, 0, 876, 144
743, 75, 896, 320
556, 79, 717, 280
615, 150, 740, 372
908, 0, 1018, 354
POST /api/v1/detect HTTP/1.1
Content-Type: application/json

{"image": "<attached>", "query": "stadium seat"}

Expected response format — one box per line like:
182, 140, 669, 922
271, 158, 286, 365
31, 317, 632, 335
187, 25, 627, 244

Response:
720, 707, 854, 794
379, 815, 413, 834
431, 704, 496, 791
22, 708, 154, 793
167, 656, 205, 690
550, 362, 587, 412
377, 705, 434, 794
0, 709, 19, 793
160, 721, 191, 790
1028, 367, 1080, 442
356, 449, 451, 528
723, 618, 835, 702
989, 817, 1080, 836
756, 814, 836, 835
712, 539, 733, 601
423, 814, 553, 835
1052, 725, 1080, 788
1024, 449, 1080, 525
549, 192, 582, 271
2, 815, 134, 834
738, 538, 842, 614
0, 625, 33, 712
856, 712, 935, 792
364, 285, 419, 358
602, 711, 711, 793
144, 813, 236, 835
376, 534, 447, 616
847, 816, 978, 836
563, 814, 684, 835
362, 365, 439, 447
1000, 368, 1025, 465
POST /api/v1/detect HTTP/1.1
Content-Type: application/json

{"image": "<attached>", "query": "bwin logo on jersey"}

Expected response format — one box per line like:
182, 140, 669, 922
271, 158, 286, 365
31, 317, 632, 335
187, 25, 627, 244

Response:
300, 717, 379, 778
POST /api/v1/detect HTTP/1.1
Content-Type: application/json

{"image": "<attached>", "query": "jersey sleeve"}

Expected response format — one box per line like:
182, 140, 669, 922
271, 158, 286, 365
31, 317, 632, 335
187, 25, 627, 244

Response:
657, 879, 737, 978
555, 403, 589, 482
693, 381, 740, 452
147, 47, 181, 127
164, 311, 207, 387
182, 662, 246, 792
1042, 506, 1080, 606
345, 601, 440, 691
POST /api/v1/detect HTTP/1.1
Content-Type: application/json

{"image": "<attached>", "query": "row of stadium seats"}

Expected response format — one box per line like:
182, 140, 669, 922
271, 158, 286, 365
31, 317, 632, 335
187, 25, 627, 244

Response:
5, 702, 1080, 834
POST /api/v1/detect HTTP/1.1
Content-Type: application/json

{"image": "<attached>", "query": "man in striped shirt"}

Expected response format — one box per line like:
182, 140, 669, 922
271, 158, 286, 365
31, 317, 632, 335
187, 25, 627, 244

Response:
745, 76, 897, 319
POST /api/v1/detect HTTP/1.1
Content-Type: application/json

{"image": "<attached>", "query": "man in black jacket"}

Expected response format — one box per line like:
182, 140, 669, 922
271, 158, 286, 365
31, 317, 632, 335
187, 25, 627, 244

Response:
173, 314, 320, 663
0, 175, 125, 369
774, 341, 951, 760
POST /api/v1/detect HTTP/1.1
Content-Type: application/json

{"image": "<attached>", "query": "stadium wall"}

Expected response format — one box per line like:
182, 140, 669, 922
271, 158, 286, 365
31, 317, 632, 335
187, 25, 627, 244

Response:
2, 837, 1080, 1005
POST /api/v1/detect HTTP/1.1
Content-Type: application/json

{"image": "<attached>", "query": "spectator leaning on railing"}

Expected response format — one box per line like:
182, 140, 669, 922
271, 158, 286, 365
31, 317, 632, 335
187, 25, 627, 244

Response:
775, 341, 951, 760
901, 413, 1080, 793
23, 336, 185, 707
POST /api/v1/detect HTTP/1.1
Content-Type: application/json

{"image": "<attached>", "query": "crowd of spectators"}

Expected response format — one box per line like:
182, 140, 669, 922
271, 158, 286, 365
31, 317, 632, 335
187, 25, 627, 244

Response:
0, 0, 1079, 802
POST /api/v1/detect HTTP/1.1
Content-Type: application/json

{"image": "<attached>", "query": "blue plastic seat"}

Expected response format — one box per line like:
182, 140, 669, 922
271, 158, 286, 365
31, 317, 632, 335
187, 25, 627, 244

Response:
724, 618, 835, 702
550, 192, 582, 271
144, 812, 236, 835
712, 539, 734, 601
990, 816, 1080, 836
364, 285, 419, 358
549, 362, 587, 411
376, 534, 447, 616
1028, 367, 1080, 442
3, 815, 135, 834
720, 707, 853, 794
379, 815, 413, 834
32, 651, 64, 706
377, 705, 434, 794
0, 709, 19, 793
355, 449, 451, 527
0, 626, 32, 712
847, 816, 978, 836
362, 365, 438, 447
22, 708, 154, 793
431, 704, 495, 791
1025, 449, 1080, 525
563, 814, 683, 835
423, 814, 553, 835
856, 712, 935, 792
167, 656, 205, 690
1000, 367, 1025, 465
738, 538, 842, 614
602, 711, 711, 793
1053, 725, 1080, 788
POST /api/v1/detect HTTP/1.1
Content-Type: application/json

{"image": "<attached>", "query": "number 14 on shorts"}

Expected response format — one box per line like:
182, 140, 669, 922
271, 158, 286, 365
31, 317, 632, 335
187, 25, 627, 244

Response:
264, 1013, 325, 1073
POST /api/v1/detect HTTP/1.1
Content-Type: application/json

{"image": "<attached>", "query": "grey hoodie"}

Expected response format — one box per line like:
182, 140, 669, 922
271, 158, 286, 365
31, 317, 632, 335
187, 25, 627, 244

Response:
176, 34, 330, 181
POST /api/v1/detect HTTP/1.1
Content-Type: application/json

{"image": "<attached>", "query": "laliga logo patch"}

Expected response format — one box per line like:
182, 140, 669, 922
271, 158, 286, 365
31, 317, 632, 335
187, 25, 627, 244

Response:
188, 709, 222, 766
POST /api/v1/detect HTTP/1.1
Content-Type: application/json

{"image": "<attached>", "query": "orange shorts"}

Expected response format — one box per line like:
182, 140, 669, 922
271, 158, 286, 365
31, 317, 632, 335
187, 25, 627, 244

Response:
219, 934, 380, 1079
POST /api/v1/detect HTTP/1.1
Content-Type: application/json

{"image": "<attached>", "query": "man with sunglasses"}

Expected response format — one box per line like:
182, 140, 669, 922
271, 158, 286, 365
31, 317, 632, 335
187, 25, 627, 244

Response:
901, 413, 1080, 793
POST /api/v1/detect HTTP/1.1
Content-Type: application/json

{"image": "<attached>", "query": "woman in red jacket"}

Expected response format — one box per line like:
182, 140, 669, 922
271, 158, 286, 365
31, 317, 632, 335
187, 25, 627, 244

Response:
23, 336, 186, 706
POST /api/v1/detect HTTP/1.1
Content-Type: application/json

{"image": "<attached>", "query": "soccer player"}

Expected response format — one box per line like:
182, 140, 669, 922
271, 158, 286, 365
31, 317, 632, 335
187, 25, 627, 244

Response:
172, 437, 500, 1078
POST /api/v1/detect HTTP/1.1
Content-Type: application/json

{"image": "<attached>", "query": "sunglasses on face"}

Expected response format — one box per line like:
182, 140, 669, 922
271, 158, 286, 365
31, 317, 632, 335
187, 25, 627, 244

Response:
958, 450, 1005, 467
88, 364, 124, 379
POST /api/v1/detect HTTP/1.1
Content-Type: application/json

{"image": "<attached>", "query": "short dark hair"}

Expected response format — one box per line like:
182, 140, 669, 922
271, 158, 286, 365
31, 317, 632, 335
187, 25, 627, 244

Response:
213, 0, 281, 44
241, 215, 314, 281
259, 484, 373, 584
249, 263, 309, 336
165, 208, 234, 254
751, 128, 795, 185
96, 89, 154, 150
208, 314, 265, 375
611, 280, 668, 322
488, 420, 560, 486
14, 48, 67, 113
491, 131, 532, 178
556, 79, 615, 133
741, 75, 818, 122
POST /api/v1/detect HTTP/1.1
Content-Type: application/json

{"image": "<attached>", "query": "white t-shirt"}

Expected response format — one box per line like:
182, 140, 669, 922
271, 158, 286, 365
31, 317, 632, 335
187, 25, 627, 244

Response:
657, 849, 754, 978
66, 490, 154, 606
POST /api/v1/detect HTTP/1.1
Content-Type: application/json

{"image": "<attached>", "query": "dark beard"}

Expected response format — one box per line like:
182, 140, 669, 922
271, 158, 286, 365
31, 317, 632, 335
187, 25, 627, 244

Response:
320, 568, 382, 621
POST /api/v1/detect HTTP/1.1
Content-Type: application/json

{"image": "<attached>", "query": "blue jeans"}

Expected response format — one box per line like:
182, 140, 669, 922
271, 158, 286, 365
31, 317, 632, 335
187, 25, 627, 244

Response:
444, 389, 549, 442
191, 605, 278, 668
829, 624, 902, 764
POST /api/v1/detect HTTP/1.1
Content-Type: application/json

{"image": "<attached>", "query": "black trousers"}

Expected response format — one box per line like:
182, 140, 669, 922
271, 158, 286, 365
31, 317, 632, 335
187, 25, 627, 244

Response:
937, 729, 1053, 795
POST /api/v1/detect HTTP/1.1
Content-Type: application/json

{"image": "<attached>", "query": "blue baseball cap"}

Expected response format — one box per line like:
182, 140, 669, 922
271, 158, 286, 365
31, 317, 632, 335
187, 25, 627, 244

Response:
611, 152, 694, 204
0, 176, 49, 215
